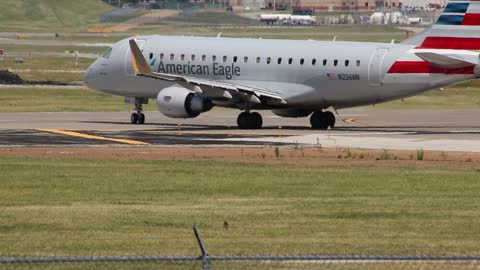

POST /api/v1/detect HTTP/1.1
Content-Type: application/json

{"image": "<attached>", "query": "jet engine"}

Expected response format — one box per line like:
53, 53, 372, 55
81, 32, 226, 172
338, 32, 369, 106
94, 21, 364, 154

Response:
272, 109, 312, 118
157, 86, 213, 118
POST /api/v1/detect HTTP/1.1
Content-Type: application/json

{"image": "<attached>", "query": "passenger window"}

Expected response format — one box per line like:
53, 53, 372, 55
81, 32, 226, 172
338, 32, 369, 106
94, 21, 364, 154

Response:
181, 54, 185, 61
202, 55, 206, 61
191, 55, 195, 61
266, 57, 271, 64
223, 56, 227, 62
334, 59, 338, 66
256, 57, 261, 63
212, 55, 217, 62
288, 58, 293, 64
233, 56, 238, 63
170, 54, 174, 60
323, 59, 327, 66
312, 59, 316, 65
300, 58, 304, 65
149, 53, 153, 60
160, 53, 164, 60
356, 60, 361, 67
345, 60, 349, 67
101, 48, 112, 59
244, 56, 248, 63
277, 58, 282, 64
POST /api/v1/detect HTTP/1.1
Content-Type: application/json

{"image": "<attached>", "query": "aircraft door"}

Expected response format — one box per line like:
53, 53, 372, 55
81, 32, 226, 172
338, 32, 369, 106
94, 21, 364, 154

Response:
368, 48, 388, 86
125, 39, 146, 76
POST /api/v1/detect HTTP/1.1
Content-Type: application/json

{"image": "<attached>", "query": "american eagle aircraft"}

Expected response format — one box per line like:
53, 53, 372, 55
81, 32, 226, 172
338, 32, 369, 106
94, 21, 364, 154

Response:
84, 0, 480, 129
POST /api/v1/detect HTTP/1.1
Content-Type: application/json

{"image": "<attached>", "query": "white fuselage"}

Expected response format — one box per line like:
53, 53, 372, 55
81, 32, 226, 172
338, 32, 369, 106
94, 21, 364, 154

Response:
84, 35, 476, 111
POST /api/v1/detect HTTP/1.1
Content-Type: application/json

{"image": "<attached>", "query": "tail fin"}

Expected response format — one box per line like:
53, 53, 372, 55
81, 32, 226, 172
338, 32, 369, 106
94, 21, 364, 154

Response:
403, 0, 480, 50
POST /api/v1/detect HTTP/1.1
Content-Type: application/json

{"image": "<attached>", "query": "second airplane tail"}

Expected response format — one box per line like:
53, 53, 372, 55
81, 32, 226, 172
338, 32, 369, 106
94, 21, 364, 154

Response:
403, 0, 480, 50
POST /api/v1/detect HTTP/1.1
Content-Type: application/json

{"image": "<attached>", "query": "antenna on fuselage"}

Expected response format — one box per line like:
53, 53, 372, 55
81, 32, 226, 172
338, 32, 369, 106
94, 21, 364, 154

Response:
332, 36, 337, 41
217, 32, 222, 38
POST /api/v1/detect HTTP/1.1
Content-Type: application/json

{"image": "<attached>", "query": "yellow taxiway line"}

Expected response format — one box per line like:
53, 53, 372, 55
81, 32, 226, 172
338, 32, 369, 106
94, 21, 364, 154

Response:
36, 129, 149, 145
344, 118, 360, 125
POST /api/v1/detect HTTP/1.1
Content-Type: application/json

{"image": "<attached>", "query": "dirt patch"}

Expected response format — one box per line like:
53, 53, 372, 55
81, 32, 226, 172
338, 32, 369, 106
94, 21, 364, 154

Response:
1, 147, 480, 168
0, 70, 24, 84
0, 70, 75, 86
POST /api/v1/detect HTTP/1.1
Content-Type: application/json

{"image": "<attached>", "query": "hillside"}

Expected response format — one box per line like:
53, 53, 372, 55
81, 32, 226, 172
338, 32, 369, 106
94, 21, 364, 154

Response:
0, 0, 115, 31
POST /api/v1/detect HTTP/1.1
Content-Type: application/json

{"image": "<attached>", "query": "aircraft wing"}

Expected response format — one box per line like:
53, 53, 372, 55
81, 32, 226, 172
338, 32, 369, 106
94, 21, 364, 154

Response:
413, 49, 479, 69
129, 39, 286, 105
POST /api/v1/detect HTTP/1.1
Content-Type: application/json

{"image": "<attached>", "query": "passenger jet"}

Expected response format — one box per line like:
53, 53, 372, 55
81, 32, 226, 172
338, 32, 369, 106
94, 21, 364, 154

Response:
84, 0, 480, 129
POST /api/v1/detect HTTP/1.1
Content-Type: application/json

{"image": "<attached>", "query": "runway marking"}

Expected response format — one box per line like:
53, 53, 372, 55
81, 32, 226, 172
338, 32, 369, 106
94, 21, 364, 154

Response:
344, 118, 361, 125
140, 130, 299, 136
36, 129, 149, 145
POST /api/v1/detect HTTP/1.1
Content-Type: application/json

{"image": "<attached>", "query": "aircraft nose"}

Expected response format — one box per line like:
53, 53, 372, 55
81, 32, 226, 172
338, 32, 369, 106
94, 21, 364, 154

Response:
83, 60, 98, 89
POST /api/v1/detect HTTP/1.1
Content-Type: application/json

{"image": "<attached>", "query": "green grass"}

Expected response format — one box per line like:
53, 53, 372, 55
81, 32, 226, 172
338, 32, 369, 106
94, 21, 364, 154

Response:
0, 45, 106, 55
0, 157, 479, 261
161, 10, 260, 25
129, 25, 406, 43
0, 87, 158, 112
366, 85, 480, 109
1, 56, 94, 83
0, 0, 115, 32
2, 85, 480, 113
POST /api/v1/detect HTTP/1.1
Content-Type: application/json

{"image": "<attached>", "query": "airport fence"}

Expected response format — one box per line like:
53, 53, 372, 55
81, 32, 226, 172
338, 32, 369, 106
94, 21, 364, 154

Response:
1, 226, 479, 270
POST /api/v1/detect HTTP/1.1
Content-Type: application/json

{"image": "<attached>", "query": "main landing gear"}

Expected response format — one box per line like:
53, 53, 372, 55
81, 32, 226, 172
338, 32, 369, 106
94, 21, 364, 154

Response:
237, 111, 263, 129
310, 111, 335, 130
130, 99, 145, 125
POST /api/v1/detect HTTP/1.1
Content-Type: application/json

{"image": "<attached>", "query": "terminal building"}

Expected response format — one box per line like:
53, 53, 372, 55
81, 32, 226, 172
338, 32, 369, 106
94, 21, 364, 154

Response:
242, 0, 402, 11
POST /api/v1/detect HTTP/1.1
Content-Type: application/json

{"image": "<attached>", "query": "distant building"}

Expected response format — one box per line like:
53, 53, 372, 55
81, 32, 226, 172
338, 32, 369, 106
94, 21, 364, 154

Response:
260, 0, 401, 11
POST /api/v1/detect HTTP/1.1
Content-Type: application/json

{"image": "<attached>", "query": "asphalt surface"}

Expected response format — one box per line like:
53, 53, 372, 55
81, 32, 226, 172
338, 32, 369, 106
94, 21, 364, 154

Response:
1, 109, 480, 150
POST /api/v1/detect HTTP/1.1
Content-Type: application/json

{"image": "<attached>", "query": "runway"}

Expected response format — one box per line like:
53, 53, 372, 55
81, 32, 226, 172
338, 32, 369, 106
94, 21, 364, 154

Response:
1, 109, 480, 151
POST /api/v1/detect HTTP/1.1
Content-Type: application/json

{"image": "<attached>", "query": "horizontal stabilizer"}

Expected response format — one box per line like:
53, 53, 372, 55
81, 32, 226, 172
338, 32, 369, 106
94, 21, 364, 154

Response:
414, 49, 479, 69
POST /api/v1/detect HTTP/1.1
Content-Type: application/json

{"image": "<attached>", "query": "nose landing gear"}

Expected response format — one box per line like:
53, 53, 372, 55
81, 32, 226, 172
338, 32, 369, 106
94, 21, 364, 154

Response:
310, 111, 335, 130
130, 97, 147, 125
130, 111, 145, 124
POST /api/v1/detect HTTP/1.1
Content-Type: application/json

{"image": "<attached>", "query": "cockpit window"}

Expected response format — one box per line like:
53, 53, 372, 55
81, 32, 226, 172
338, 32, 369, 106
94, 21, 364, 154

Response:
102, 48, 112, 59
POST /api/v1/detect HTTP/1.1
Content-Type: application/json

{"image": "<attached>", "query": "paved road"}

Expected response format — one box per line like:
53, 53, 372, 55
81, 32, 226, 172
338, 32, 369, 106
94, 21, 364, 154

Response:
0, 109, 479, 150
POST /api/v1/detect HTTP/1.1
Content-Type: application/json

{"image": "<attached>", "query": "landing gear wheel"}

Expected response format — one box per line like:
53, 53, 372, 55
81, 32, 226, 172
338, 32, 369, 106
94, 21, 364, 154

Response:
237, 112, 263, 129
130, 112, 145, 124
324, 111, 335, 128
130, 113, 139, 124
130, 97, 147, 125
310, 111, 335, 130
138, 113, 145, 124
250, 112, 263, 129
237, 112, 250, 129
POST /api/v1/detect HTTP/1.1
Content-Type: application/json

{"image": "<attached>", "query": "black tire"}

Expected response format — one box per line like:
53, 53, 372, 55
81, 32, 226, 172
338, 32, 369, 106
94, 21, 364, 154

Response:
324, 111, 336, 128
138, 113, 145, 124
237, 112, 250, 129
250, 112, 263, 129
130, 113, 139, 124
310, 111, 328, 130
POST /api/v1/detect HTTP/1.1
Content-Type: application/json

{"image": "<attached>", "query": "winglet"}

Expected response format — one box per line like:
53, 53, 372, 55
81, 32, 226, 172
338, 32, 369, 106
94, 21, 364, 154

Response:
129, 39, 152, 74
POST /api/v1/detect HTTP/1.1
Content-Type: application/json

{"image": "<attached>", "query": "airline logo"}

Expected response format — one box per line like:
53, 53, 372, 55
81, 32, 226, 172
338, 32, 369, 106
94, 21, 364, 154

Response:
418, 0, 480, 50
436, 0, 480, 26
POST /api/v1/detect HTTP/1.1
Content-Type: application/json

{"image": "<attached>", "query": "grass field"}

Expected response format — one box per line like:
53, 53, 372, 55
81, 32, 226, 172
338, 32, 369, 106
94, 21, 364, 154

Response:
0, 157, 479, 260
161, 10, 260, 25
1, 85, 480, 113
0, 0, 115, 32
129, 25, 407, 43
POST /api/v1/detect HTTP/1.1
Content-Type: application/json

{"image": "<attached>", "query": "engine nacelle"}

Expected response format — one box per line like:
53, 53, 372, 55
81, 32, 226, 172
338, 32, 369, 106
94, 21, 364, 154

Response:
157, 86, 213, 118
272, 109, 312, 118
